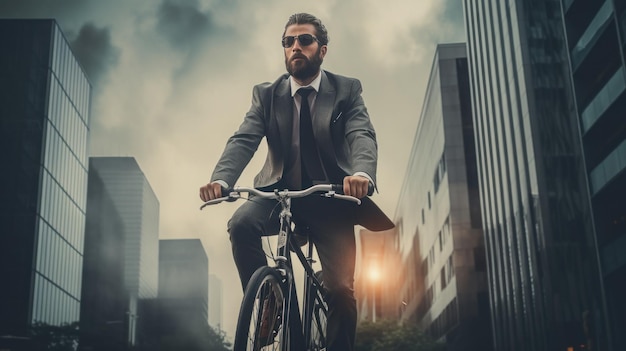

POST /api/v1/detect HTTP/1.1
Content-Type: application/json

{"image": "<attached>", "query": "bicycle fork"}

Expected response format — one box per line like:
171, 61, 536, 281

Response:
274, 200, 305, 351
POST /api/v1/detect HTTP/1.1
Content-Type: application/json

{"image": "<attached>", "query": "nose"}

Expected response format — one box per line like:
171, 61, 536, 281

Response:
291, 37, 303, 51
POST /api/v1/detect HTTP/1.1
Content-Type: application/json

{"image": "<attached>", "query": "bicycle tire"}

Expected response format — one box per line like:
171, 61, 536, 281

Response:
233, 266, 290, 351
306, 270, 328, 350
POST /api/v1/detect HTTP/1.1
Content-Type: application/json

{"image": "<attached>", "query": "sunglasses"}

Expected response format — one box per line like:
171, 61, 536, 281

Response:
281, 34, 320, 48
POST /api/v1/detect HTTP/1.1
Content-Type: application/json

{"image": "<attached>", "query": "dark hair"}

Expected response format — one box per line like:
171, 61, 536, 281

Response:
283, 13, 329, 45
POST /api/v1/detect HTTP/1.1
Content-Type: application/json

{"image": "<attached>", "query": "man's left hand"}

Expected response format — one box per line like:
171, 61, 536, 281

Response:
343, 175, 370, 199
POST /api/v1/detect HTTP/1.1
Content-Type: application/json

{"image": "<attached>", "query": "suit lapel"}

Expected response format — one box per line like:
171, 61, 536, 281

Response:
274, 77, 293, 153
314, 70, 336, 155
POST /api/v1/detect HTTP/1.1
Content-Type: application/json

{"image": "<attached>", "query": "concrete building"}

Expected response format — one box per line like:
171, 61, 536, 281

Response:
0, 19, 91, 345
391, 43, 491, 350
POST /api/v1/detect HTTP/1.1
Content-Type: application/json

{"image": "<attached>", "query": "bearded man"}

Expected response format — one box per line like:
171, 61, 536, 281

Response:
199, 13, 393, 351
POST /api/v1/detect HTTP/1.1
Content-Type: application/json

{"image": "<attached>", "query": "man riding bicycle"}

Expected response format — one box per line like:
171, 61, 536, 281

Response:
199, 13, 393, 351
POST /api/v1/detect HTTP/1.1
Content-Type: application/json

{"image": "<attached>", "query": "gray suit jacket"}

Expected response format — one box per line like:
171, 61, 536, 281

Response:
211, 70, 393, 231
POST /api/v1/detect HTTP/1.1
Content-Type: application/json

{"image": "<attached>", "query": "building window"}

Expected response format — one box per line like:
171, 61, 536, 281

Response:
441, 267, 446, 289
433, 152, 447, 193
438, 231, 443, 251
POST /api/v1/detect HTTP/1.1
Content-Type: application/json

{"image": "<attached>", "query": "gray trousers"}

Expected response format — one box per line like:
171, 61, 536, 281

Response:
228, 195, 358, 351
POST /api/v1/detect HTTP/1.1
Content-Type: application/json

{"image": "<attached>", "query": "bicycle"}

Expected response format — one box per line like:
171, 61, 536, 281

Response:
200, 184, 364, 351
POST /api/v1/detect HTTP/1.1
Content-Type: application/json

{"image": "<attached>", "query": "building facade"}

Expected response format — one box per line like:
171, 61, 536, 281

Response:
138, 239, 210, 350
80, 160, 126, 351
560, 1, 626, 348
158, 239, 209, 319
0, 19, 91, 340
392, 43, 491, 350
464, 0, 610, 349
88, 157, 159, 346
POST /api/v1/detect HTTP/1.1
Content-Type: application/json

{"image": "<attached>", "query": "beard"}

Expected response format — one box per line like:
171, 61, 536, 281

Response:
285, 47, 323, 81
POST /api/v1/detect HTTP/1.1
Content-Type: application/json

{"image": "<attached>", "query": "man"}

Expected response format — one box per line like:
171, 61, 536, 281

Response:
199, 13, 393, 351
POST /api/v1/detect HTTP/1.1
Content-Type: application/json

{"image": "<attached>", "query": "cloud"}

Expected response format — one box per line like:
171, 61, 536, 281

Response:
156, 0, 214, 48
0, 0, 85, 18
68, 23, 120, 86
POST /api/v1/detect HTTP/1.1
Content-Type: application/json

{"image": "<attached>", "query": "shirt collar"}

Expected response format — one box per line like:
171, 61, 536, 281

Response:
289, 70, 322, 97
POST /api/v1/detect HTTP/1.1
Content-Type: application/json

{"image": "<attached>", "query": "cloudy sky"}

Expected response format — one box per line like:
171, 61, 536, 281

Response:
2, 0, 465, 337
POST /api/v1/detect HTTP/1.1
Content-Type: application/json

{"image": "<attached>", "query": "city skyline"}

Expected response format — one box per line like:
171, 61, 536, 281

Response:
0, 0, 466, 337
1, 1, 624, 350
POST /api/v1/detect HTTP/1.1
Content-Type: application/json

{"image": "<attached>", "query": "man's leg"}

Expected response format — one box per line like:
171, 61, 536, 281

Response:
295, 198, 358, 351
228, 197, 280, 290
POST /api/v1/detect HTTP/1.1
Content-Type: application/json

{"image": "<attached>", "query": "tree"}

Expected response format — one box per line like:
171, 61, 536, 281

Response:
355, 320, 445, 351
136, 324, 232, 351
29, 322, 80, 351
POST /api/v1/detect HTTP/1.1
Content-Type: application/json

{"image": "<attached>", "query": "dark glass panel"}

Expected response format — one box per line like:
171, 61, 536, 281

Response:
572, 22, 620, 108
563, 0, 605, 48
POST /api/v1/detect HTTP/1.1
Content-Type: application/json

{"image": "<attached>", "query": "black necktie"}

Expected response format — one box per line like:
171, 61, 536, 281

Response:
297, 88, 325, 188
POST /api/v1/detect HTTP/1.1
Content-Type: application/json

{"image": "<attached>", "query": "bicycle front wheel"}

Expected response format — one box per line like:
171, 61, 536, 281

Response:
234, 266, 289, 351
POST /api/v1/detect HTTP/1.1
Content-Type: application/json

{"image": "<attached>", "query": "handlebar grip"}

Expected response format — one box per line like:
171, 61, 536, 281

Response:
331, 182, 375, 196
331, 184, 343, 193
221, 186, 232, 196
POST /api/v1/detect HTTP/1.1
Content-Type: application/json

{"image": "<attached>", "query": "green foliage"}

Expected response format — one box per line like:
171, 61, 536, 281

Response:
29, 321, 80, 351
355, 320, 445, 351
138, 324, 232, 351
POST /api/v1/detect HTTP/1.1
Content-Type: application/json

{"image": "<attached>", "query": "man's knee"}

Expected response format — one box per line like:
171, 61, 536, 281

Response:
227, 209, 260, 242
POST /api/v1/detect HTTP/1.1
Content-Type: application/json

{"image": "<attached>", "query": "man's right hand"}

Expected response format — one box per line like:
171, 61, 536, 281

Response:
199, 182, 223, 202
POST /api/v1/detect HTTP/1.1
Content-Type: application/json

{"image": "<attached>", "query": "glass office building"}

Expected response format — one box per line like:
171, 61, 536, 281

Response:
464, 0, 610, 350
80, 160, 126, 351
561, 1, 626, 349
0, 19, 91, 337
88, 157, 159, 346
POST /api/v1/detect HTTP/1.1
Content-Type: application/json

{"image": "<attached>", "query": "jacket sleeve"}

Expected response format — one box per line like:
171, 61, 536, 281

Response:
343, 79, 378, 185
210, 84, 268, 187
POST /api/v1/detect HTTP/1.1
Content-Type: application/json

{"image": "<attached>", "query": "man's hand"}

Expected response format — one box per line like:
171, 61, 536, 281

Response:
199, 182, 223, 202
343, 175, 370, 199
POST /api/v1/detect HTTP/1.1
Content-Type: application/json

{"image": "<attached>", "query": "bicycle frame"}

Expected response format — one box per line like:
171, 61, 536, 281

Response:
273, 194, 329, 348
201, 184, 361, 350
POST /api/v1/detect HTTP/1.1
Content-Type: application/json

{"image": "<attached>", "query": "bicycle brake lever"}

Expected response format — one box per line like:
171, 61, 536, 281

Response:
322, 191, 361, 205
199, 192, 241, 210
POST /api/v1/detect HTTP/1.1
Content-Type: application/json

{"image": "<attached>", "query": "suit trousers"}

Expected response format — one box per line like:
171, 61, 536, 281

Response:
228, 195, 359, 351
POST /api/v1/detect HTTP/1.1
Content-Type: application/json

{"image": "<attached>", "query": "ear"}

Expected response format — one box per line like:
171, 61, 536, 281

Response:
320, 45, 328, 58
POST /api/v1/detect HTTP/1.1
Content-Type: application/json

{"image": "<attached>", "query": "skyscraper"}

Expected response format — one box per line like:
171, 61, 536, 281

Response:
80, 159, 126, 351
392, 43, 491, 350
88, 157, 159, 346
464, 0, 610, 349
560, 1, 626, 349
0, 19, 91, 341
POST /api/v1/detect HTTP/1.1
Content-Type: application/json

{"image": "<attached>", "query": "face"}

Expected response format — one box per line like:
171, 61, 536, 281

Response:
283, 24, 327, 82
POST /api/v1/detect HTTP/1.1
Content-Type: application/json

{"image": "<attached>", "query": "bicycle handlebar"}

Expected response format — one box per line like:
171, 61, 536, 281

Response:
200, 184, 363, 210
